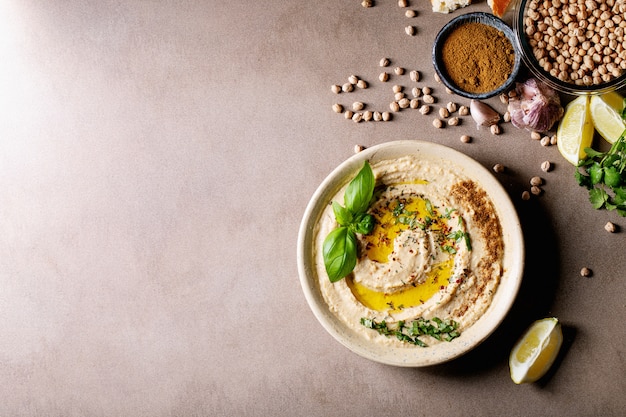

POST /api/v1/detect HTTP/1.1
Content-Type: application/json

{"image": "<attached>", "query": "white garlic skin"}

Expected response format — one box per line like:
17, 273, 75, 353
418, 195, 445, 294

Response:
470, 99, 501, 128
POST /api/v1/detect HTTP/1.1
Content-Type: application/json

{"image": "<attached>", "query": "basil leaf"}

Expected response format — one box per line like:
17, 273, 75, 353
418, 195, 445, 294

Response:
322, 227, 357, 282
352, 213, 376, 235
332, 201, 353, 226
344, 161, 375, 214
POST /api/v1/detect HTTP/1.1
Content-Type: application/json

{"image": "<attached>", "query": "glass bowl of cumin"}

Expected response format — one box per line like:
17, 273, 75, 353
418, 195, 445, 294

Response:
432, 12, 522, 99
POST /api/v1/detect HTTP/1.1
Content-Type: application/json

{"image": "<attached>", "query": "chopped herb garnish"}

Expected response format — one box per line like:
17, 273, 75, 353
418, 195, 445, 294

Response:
360, 317, 460, 347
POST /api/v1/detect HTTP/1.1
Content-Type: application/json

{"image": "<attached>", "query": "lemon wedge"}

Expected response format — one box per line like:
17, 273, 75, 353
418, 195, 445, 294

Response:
557, 96, 594, 165
590, 92, 626, 144
509, 317, 563, 384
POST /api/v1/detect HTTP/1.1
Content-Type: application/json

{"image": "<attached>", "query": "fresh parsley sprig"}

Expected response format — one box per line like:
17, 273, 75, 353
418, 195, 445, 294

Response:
322, 161, 376, 282
360, 317, 460, 347
575, 98, 626, 216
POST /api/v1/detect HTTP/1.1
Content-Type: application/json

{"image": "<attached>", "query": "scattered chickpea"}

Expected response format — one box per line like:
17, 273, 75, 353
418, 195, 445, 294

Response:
448, 117, 460, 126
419, 105, 431, 115
458, 105, 469, 116
361, 0, 373, 7
409, 70, 420, 82
445, 87, 454, 94
379, 72, 390, 82
412, 87, 422, 97
332, 104, 343, 113
398, 98, 410, 109
503, 111, 511, 123
342, 83, 354, 93
541, 160, 552, 172
540, 136, 551, 146
390, 101, 400, 112
331, 84, 342, 94
460, 134, 471, 143
395, 92, 405, 101
352, 112, 363, 123
353, 101, 364, 111
604, 221, 617, 233
394, 67, 405, 75
382, 111, 391, 121
531, 131, 542, 140
434, 73, 441, 83
410, 99, 420, 109
393, 84, 403, 93
499, 93, 509, 104
530, 176, 543, 186
531, 185, 543, 195
380, 58, 390, 67
550, 135, 558, 145
363, 110, 373, 121
354, 144, 366, 153
490, 124, 501, 135
580, 267, 592, 277
405, 26, 416, 36
432, 118, 444, 128
422, 86, 432, 95
344, 110, 354, 119
522, 191, 531, 200
373, 111, 383, 121
357, 79, 368, 89
348, 75, 359, 85
423, 94, 435, 104
398, 0, 407, 7
493, 163, 505, 173
439, 107, 450, 118
405, 9, 416, 18
446, 102, 457, 113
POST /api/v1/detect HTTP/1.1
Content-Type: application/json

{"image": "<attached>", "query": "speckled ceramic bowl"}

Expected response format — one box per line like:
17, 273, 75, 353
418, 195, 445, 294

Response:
432, 12, 522, 99
297, 141, 525, 367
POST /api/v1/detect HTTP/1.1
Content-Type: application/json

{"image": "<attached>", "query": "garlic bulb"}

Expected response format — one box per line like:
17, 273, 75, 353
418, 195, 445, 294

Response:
508, 78, 564, 132
470, 99, 501, 128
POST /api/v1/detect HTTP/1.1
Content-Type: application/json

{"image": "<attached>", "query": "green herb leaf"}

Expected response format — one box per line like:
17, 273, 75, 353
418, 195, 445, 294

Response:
322, 227, 357, 282
344, 161, 375, 214
589, 187, 608, 209
352, 213, 376, 235
323, 161, 377, 282
332, 201, 353, 226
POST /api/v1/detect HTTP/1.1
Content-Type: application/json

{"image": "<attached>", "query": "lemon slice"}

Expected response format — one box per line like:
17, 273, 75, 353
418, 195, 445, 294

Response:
590, 92, 626, 144
557, 96, 594, 165
509, 317, 563, 384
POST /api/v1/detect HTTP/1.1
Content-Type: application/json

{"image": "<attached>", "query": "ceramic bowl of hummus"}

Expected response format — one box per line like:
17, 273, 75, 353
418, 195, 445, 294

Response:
297, 141, 524, 367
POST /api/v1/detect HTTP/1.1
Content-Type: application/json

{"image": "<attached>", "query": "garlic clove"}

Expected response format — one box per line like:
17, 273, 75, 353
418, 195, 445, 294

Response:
470, 99, 501, 128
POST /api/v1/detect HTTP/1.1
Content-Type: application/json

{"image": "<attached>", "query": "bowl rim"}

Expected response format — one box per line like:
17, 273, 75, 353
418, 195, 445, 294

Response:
297, 140, 525, 367
513, 0, 626, 95
432, 12, 522, 100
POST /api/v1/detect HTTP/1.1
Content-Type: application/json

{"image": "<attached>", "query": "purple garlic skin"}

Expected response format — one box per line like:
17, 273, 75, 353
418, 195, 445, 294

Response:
508, 78, 564, 132
470, 99, 501, 128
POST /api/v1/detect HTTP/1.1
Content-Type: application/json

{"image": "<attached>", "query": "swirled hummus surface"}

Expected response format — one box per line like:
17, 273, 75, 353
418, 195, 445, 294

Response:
314, 155, 504, 346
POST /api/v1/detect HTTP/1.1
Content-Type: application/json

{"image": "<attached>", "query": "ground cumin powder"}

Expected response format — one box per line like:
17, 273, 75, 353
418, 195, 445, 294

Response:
441, 22, 515, 94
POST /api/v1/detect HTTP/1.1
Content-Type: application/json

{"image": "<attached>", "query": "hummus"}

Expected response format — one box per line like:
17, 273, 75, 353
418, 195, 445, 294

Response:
314, 155, 504, 347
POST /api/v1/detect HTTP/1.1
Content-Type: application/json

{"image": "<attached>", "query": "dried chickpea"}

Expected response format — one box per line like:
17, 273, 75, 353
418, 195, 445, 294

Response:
332, 104, 343, 113
432, 119, 444, 128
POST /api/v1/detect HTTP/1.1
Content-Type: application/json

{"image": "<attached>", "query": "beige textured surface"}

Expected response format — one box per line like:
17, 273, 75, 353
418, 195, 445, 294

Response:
0, 1, 624, 416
